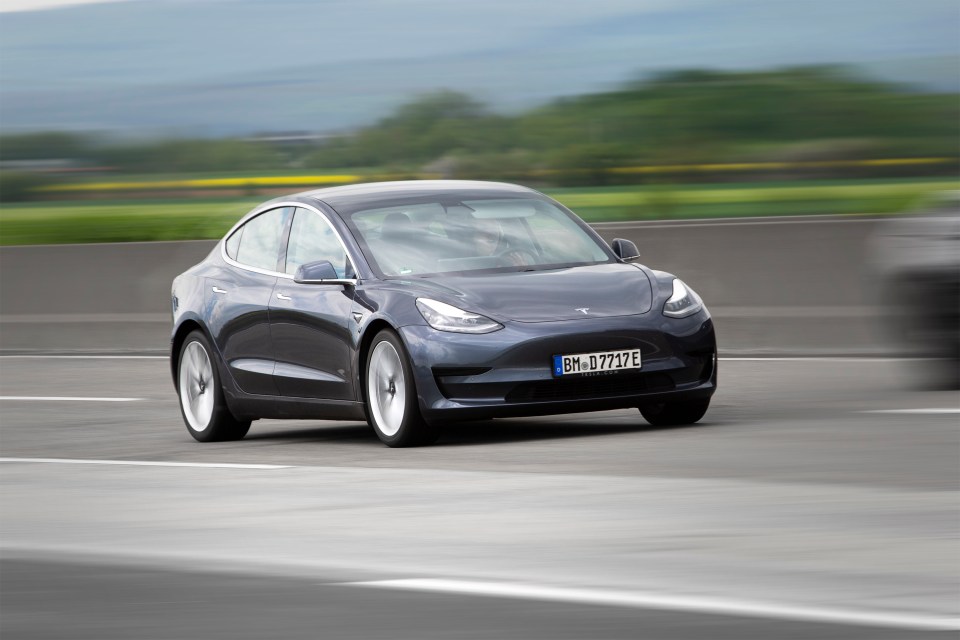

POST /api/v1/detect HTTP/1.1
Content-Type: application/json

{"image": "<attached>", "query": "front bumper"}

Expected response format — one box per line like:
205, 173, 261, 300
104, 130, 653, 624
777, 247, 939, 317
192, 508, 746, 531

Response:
400, 311, 717, 423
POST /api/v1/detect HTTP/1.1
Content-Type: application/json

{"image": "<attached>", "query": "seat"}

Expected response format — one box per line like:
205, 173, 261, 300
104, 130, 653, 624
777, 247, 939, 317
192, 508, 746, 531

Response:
381, 212, 414, 241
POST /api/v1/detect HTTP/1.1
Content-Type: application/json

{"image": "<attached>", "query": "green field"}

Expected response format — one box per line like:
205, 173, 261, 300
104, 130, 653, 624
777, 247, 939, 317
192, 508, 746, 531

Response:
1, 178, 956, 245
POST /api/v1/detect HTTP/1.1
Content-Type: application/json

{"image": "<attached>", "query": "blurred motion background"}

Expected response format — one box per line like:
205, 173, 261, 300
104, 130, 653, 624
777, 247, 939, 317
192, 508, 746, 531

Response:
2, 0, 958, 361
0, 0, 958, 242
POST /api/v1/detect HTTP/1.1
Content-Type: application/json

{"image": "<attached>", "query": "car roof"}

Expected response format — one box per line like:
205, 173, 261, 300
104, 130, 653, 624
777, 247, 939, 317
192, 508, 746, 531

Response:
291, 180, 537, 210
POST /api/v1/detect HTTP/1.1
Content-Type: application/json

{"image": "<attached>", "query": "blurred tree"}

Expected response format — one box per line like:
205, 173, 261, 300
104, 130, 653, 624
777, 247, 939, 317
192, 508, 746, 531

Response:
0, 172, 51, 202
0, 132, 91, 161
4, 67, 957, 187
96, 139, 282, 174
307, 91, 516, 168
547, 143, 634, 186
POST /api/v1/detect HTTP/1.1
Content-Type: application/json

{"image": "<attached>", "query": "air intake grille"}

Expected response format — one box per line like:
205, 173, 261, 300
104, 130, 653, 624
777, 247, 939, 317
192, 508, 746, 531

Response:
505, 372, 675, 403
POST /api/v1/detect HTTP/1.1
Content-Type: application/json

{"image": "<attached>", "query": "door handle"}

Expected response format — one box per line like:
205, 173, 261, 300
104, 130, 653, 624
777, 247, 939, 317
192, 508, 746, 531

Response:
276, 293, 292, 301
211, 286, 227, 294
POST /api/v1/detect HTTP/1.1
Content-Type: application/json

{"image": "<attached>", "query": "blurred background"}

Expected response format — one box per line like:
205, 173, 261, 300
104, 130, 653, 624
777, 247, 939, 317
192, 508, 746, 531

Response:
1, 2, 958, 639
0, 0, 958, 243
2, 0, 958, 363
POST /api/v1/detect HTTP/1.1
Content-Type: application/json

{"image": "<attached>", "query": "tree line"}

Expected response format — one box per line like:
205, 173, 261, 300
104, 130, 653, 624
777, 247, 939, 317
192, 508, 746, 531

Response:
1, 66, 957, 199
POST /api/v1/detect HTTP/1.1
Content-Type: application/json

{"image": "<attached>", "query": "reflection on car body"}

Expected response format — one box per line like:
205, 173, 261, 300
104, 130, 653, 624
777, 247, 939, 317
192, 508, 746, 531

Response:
171, 181, 717, 446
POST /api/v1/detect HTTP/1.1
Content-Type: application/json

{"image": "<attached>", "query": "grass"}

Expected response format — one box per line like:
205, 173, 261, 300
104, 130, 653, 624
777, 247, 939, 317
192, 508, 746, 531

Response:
1, 178, 957, 245
0, 200, 258, 245
546, 178, 959, 221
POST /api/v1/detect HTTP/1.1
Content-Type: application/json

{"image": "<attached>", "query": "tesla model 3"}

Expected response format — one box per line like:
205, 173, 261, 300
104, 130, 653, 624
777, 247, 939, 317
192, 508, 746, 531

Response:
171, 181, 717, 446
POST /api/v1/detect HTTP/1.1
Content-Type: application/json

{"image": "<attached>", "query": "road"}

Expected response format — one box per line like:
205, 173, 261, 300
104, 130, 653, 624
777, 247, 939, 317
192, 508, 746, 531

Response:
1, 355, 958, 638
1, 215, 957, 637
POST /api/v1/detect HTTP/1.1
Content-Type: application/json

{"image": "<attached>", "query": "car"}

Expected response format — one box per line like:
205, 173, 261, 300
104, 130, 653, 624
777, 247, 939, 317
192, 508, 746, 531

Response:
171, 180, 717, 446
869, 191, 960, 388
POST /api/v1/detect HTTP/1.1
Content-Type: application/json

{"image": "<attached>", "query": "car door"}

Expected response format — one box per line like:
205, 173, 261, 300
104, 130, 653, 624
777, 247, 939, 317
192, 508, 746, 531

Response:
208, 206, 292, 396
270, 206, 357, 400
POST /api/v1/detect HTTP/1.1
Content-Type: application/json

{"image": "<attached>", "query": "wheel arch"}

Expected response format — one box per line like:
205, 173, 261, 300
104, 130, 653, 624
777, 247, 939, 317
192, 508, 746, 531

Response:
356, 319, 401, 405
171, 319, 215, 387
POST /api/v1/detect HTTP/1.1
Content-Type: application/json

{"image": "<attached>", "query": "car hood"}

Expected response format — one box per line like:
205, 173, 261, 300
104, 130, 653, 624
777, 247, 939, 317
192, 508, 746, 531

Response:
406, 263, 653, 323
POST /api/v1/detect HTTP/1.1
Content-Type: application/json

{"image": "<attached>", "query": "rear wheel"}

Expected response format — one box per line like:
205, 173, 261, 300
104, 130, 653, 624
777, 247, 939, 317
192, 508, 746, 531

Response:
365, 330, 438, 447
639, 399, 710, 426
177, 331, 250, 442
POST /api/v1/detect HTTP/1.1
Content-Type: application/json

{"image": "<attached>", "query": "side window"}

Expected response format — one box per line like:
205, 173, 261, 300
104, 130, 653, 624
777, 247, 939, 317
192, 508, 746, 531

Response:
234, 207, 291, 272
285, 207, 352, 278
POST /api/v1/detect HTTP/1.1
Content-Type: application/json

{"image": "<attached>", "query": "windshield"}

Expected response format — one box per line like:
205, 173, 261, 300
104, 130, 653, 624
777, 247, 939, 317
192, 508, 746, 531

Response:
345, 197, 613, 277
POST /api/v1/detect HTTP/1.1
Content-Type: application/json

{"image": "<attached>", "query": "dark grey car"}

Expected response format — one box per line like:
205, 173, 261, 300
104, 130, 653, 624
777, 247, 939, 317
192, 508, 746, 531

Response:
171, 180, 717, 446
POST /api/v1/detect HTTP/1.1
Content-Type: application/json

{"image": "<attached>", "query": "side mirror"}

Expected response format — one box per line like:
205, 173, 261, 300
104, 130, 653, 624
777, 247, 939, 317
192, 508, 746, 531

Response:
294, 260, 349, 284
611, 238, 641, 262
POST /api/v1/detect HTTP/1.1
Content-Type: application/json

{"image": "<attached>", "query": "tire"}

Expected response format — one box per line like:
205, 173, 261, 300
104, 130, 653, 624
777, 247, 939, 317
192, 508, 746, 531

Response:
639, 399, 710, 427
365, 329, 438, 447
177, 330, 251, 442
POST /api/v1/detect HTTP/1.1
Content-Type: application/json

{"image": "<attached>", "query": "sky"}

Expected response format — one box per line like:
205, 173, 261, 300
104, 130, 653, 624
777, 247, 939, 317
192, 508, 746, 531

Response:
0, 0, 122, 11
1, 0, 957, 134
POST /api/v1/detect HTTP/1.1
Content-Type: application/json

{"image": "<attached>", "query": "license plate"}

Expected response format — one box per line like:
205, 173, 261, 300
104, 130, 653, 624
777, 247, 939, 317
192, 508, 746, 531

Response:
552, 349, 642, 377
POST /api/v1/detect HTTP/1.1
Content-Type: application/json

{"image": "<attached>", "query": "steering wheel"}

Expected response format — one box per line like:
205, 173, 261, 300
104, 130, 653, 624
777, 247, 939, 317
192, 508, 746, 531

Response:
498, 249, 537, 267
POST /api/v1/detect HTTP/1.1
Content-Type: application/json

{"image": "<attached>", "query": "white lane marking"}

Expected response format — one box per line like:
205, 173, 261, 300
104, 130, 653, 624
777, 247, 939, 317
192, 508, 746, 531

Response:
591, 215, 883, 230
711, 305, 873, 318
595, 220, 877, 230
0, 355, 166, 359
346, 579, 960, 631
0, 239, 216, 249
719, 357, 916, 362
0, 457, 293, 470
860, 409, 960, 415
0, 396, 141, 402
590, 213, 882, 228
0, 313, 169, 323
1, 355, 919, 362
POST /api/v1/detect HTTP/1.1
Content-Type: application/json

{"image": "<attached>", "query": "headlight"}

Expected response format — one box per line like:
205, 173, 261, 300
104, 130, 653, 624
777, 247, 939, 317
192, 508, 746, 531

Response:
416, 298, 503, 334
663, 279, 703, 318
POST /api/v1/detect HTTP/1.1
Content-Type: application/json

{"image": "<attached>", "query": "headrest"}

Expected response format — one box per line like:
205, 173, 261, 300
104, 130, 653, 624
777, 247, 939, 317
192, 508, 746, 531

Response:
381, 212, 413, 239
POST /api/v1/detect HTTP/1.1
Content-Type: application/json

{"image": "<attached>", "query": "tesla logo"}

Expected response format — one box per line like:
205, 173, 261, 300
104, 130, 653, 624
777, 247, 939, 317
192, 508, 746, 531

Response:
575, 307, 590, 315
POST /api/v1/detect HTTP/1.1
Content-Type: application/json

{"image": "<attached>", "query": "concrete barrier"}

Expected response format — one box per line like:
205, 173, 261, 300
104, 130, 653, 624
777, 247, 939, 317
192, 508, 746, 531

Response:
0, 240, 214, 353
0, 217, 888, 354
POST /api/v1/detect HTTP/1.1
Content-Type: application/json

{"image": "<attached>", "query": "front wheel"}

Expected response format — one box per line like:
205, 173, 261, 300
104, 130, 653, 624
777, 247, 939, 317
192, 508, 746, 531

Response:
639, 399, 710, 427
365, 330, 438, 447
177, 331, 250, 442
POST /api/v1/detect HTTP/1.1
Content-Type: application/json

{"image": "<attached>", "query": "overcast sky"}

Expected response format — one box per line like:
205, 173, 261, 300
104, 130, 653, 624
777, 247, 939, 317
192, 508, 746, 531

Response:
5, 0, 957, 78
0, 0, 121, 11
2, 0, 957, 133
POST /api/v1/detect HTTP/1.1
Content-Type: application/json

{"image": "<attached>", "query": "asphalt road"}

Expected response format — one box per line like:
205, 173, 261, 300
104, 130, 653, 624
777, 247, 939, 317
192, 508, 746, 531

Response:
1, 216, 956, 637
1, 355, 958, 638
4, 558, 952, 640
